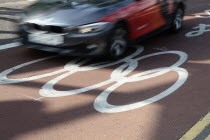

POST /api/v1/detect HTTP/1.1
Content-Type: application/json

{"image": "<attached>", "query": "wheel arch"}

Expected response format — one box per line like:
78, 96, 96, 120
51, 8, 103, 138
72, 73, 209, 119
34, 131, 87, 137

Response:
176, 1, 186, 11
114, 19, 131, 40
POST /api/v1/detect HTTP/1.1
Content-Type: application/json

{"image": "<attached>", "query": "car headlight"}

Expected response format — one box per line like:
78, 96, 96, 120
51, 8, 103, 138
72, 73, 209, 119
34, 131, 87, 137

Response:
78, 22, 110, 33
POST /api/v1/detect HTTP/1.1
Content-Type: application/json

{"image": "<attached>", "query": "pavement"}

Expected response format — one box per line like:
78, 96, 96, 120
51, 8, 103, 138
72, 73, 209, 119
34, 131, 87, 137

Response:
0, 0, 26, 4
0, 0, 210, 140
0, 0, 35, 45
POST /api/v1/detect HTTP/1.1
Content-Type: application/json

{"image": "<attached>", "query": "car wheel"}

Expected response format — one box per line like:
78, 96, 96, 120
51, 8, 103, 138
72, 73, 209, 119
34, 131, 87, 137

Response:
171, 7, 184, 33
107, 25, 128, 59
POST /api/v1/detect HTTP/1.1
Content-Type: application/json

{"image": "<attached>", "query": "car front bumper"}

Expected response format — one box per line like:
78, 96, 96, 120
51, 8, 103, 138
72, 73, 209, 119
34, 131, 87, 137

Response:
19, 24, 114, 56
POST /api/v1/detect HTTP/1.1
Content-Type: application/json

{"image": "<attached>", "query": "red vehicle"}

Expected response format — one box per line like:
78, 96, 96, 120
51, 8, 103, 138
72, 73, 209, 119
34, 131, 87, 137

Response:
18, 0, 186, 59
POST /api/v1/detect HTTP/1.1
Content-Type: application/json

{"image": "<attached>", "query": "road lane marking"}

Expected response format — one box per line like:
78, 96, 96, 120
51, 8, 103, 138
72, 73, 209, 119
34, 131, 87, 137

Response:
20, 94, 44, 102
0, 55, 65, 84
186, 8, 210, 38
0, 42, 21, 51
179, 112, 210, 140
37, 48, 188, 113
195, 10, 210, 18
0, 44, 189, 113
185, 24, 210, 37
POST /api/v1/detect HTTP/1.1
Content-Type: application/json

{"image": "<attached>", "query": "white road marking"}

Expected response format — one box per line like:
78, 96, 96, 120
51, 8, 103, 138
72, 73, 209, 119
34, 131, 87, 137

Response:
185, 24, 210, 37
0, 42, 21, 51
22, 95, 43, 102
0, 43, 188, 113
0, 56, 67, 84
38, 47, 188, 113
93, 51, 188, 113
94, 67, 188, 113
195, 10, 210, 18
186, 9, 210, 37
39, 47, 144, 97
0, 42, 46, 102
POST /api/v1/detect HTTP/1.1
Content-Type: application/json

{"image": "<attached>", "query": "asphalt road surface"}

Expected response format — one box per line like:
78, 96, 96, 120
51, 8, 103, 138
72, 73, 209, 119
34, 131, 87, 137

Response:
0, 0, 210, 140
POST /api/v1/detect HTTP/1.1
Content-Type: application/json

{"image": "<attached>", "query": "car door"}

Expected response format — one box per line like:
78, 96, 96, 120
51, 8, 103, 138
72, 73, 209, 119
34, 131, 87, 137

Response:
130, 0, 167, 39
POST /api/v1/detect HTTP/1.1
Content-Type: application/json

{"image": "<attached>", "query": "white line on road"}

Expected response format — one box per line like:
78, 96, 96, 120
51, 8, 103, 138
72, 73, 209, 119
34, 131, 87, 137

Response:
0, 42, 45, 101
0, 42, 21, 51
21, 94, 44, 102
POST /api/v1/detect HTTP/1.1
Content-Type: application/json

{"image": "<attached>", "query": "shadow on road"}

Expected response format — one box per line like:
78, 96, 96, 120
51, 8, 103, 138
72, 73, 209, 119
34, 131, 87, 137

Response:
0, 100, 96, 140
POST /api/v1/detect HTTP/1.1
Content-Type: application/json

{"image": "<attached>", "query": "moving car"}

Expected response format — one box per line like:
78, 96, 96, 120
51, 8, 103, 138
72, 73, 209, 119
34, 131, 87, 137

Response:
18, 0, 186, 58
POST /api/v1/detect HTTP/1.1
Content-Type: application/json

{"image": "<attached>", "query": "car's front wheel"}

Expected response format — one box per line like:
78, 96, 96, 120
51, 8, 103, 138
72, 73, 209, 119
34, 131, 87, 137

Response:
171, 7, 184, 32
107, 24, 128, 59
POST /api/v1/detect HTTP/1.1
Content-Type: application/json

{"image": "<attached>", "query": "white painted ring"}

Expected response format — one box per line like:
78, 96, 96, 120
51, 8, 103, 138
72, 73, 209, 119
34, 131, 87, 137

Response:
94, 67, 188, 113
40, 50, 188, 98
0, 55, 66, 84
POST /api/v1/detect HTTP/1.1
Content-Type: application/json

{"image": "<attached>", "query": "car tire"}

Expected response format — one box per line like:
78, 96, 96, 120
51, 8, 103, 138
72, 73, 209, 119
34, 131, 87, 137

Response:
170, 7, 184, 33
107, 24, 128, 60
